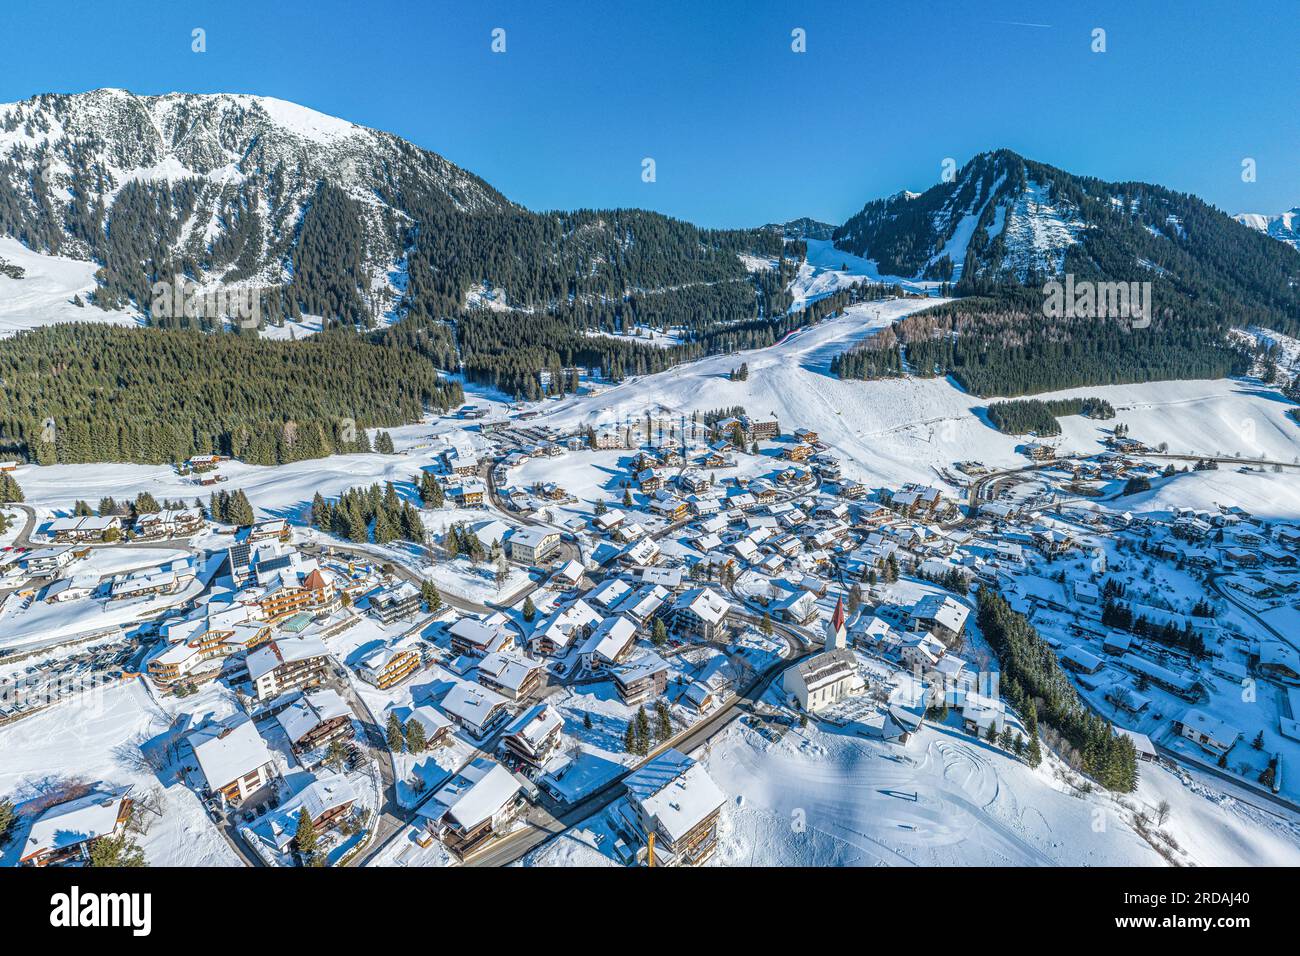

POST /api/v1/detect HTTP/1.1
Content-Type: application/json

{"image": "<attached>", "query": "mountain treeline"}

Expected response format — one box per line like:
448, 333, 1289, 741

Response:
0, 324, 461, 465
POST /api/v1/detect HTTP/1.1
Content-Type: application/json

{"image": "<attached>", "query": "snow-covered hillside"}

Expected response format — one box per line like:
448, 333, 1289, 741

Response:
1235, 208, 1300, 250
0, 88, 509, 321
0, 236, 140, 334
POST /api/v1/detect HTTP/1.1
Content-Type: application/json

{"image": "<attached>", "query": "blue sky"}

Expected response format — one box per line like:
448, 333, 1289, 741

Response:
2, 0, 1295, 227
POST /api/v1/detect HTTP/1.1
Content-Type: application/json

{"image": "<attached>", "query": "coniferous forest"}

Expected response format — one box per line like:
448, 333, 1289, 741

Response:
0, 324, 461, 465
977, 588, 1139, 792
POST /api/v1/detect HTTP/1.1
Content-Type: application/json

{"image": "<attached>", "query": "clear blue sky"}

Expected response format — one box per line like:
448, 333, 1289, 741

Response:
2, 0, 1295, 227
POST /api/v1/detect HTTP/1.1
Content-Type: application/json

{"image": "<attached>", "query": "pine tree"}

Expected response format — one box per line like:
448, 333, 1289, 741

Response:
293, 807, 319, 863
651, 618, 668, 646
522, 595, 536, 622
623, 721, 636, 753
386, 711, 404, 752
0, 796, 14, 843
655, 700, 672, 742
635, 705, 651, 756
89, 831, 146, 867
405, 717, 427, 754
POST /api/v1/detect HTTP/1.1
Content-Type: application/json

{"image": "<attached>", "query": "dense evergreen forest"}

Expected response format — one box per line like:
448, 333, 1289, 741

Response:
985, 396, 1116, 435
977, 588, 1139, 792
0, 324, 461, 465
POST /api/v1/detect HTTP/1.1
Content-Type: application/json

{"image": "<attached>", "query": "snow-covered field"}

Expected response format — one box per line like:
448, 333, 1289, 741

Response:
0, 679, 241, 867
0, 236, 139, 335
526, 714, 1300, 868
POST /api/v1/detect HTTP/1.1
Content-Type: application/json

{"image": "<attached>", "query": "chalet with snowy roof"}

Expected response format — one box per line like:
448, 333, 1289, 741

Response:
502, 703, 565, 769
579, 614, 639, 669
612, 651, 670, 705
476, 650, 544, 701
357, 642, 422, 690
417, 757, 522, 856
670, 588, 732, 641
368, 580, 421, 624
910, 594, 970, 645
407, 704, 453, 749
19, 787, 134, 866
441, 682, 511, 738
621, 749, 726, 867
186, 715, 278, 806
275, 688, 355, 757
530, 599, 602, 656
248, 771, 358, 856
616, 536, 658, 567
449, 613, 513, 657
47, 514, 122, 543
508, 526, 561, 564
1176, 708, 1240, 756
247, 634, 331, 701
134, 507, 203, 539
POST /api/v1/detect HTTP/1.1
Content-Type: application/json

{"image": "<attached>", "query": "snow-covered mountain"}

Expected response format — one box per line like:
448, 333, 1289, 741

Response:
1234, 208, 1300, 250
831, 150, 1300, 290
0, 89, 510, 319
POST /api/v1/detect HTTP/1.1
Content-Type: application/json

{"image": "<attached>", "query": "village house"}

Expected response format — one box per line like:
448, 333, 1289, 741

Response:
620, 749, 726, 867
449, 613, 513, 657
611, 651, 671, 705
368, 581, 421, 624
530, 599, 602, 656
910, 594, 970, 646
476, 650, 544, 701
275, 688, 355, 757
19, 787, 134, 866
508, 526, 561, 564
670, 588, 733, 641
186, 715, 279, 807
580, 614, 640, 669
407, 704, 454, 749
1176, 708, 1241, 756
247, 634, 331, 702
357, 643, 422, 690
134, 508, 204, 539
502, 703, 565, 769
247, 771, 358, 858
441, 681, 512, 738
416, 757, 523, 856
47, 515, 122, 543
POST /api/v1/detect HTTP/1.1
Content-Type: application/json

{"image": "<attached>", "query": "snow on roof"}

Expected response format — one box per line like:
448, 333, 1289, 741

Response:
429, 758, 521, 832
441, 681, 508, 726
624, 749, 726, 843
188, 716, 274, 790
477, 650, 541, 692
794, 647, 859, 693
24, 786, 132, 858
674, 587, 732, 624
585, 614, 638, 663
409, 703, 452, 738
275, 688, 352, 743
503, 702, 563, 748
247, 634, 329, 681
251, 770, 358, 852
1180, 707, 1240, 744
912, 593, 969, 633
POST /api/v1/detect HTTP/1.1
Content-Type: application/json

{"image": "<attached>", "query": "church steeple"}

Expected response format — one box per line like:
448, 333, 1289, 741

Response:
826, 595, 847, 649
